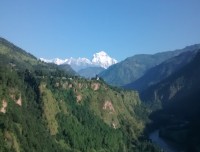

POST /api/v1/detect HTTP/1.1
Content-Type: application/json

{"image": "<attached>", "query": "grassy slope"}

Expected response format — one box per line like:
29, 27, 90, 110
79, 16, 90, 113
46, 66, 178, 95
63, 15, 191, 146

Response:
39, 83, 60, 135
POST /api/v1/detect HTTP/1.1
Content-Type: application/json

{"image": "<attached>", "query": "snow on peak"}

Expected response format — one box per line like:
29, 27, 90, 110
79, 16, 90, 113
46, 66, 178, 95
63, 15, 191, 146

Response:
92, 51, 117, 69
65, 57, 92, 66
40, 58, 66, 65
53, 58, 66, 65
40, 51, 117, 71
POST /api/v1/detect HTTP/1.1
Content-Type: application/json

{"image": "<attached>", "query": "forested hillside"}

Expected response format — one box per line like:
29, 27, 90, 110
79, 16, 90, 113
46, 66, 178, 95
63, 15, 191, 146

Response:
124, 50, 198, 91
142, 50, 200, 151
99, 44, 200, 86
0, 38, 160, 151
0, 38, 75, 75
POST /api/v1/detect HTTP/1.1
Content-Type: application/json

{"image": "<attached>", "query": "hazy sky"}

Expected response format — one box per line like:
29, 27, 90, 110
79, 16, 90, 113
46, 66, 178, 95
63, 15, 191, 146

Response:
0, 0, 200, 61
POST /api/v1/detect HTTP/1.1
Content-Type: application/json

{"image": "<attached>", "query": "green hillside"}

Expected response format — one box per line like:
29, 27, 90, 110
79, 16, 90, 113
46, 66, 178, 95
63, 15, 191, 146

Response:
0, 37, 75, 75
0, 38, 159, 151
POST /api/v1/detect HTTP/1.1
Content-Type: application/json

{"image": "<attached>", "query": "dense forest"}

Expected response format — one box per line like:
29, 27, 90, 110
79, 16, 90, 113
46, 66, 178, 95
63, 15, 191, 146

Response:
0, 38, 162, 151
3, 37, 200, 152
141, 50, 200, 151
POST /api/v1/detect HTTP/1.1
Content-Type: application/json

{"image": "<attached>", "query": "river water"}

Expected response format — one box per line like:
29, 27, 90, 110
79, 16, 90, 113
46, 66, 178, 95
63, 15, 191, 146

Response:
149, 130, 180, 152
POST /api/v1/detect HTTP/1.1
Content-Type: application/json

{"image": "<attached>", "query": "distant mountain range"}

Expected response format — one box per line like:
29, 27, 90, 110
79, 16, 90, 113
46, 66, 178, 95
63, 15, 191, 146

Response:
40, 51, 117, 72
78, 67, 105, 79
141, 49, 200, 104
40, 44, 200, 83
99, 44, 200, 86
124, 49, 198, 91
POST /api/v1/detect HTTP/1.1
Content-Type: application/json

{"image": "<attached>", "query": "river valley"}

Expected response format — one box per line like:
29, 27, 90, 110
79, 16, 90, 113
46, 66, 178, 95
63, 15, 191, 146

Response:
149, 130, 182, 152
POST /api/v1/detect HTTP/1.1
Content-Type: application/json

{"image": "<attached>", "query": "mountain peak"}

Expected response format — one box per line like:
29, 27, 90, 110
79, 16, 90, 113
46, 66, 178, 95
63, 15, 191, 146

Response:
40, 51, 117, 71
94, 51, 107, 56
92, 51, 117, 69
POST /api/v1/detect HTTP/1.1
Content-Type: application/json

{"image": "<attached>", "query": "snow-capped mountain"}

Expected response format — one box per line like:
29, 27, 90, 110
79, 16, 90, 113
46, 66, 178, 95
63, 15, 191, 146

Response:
39, 58, 66, 65
92, 51, 117, 69
64, 57, 93, 71
40, 51, 117, 71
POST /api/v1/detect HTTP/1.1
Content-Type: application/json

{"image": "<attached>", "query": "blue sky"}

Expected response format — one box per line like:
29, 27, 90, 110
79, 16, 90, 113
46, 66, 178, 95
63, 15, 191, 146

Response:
0, 0, 200, 61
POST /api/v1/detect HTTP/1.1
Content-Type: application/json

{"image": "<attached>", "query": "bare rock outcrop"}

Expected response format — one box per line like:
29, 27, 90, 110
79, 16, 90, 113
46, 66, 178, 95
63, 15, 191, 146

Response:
0, 100, 8, 114
76, 94, 82, 103
16, 95, 22, 106
91, 83, 100, 91
103, 101, 115, 112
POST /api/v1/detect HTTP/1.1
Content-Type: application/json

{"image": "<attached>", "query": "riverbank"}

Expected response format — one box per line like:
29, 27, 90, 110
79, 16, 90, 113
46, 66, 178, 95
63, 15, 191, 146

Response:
149, 130, 181, 152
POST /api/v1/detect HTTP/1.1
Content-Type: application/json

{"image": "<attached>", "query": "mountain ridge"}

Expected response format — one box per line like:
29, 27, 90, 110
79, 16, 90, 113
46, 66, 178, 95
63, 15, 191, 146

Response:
40, 51, 117, 71
99, 44, 200, 86
78, 67, 105, 78
124, 50, 198, 91
142, 50, 200, 151
141, 49, 200, 103
0, 37, 76, 76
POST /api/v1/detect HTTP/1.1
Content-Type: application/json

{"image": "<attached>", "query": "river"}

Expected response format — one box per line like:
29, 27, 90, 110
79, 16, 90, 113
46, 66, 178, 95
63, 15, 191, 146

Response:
149, 130, 181, 152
